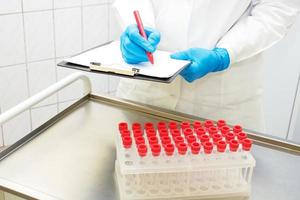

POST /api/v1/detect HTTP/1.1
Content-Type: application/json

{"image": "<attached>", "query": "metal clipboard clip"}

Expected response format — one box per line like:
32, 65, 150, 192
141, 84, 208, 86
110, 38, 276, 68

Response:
89, 62, 140, 77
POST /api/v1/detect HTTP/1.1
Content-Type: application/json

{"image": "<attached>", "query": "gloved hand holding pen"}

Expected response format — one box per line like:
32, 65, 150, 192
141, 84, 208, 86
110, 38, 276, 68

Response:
120, 24, 161, 64
170, 48, 230, 83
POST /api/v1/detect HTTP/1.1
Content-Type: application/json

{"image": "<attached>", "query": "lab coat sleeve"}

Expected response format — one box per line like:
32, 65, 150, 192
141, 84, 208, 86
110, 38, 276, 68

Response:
217, 0, 300, 64
113, 0, 155, 30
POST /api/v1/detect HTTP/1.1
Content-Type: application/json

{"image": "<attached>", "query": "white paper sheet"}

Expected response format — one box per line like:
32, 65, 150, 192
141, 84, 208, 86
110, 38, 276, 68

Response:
64, 41, 190, 78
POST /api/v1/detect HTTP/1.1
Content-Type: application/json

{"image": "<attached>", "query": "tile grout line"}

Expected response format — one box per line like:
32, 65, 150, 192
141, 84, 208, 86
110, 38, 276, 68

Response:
31, 98, 83, 110
107, 2, 111, 93
21, 0, 33, 132
52, 0, 60, 114
0, 3, 108, 16
81, 0, 84, 51
0, 107, 4, 146
286, 73, 300, 140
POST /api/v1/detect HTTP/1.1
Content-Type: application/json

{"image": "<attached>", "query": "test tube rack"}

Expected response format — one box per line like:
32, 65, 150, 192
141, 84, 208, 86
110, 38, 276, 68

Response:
114, 120, 256, 200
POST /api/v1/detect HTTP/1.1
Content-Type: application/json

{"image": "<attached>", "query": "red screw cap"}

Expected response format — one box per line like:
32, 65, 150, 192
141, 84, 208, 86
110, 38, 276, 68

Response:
208, 126, 218, 136
157, 121, 167, 130
137, 144, 147, 157
146, 129, 156, 137
193, 121, 202, 129
122, 136, 132, 149
144, 122, 154, 130
229, 139, 239, 152
217, 140, 227, 153
204, 120, 214, 128
183, 128, 193, 137
181, 121, 190, 130
158, 128, 169, 137
164, 143, 175, 156
148, 136, 158, 144
161, 136, 171, 145
199, 134, 209, 144
242, 138, 253, 151
120, 129, 131, 137
225, 132, 235, 142
212, 133, 222, 144
151, 143, 161, 156
187, 134, 196, 144
169, 121, 178, 130
133, 129, 143, 138
217, 120, 226, 127
220, 126, 230, 136
195, 127, 206, 137
132, 122, 142, 130
119, 122, 128, 131
237, 132, 247, 142
171, 129, 181, 138
203, 141, 213, 154
233, 125, 243, 134
135, 136, 145, 146
174, 136, 184, 144
191, 142, 201, 154
176, 143, 188, 155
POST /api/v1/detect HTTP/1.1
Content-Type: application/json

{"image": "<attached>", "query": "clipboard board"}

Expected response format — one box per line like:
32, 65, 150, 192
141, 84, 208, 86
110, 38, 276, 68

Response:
57, 41, 190, 83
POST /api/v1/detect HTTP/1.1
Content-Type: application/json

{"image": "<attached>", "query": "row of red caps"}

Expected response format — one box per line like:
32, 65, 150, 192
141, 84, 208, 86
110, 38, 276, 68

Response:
118, 120, 253, 158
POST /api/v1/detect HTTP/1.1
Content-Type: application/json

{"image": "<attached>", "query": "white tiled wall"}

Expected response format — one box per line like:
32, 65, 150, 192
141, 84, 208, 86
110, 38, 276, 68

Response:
0, 0, 120, 147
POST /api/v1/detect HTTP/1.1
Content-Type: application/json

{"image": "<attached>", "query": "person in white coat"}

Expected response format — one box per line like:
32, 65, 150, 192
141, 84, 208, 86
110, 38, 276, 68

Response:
113, 0, 299, 132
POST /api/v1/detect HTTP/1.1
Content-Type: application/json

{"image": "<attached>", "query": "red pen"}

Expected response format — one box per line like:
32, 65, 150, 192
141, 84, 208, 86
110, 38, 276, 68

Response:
133, 10, 154, 64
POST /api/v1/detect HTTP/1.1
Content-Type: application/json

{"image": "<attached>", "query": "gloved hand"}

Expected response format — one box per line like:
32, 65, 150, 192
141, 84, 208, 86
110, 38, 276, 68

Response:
120, 24, 161, 64
170, 48, 230, 83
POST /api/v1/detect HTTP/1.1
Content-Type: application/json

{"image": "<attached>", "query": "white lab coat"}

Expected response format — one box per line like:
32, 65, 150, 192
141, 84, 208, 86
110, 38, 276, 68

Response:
114, 0, 299, 132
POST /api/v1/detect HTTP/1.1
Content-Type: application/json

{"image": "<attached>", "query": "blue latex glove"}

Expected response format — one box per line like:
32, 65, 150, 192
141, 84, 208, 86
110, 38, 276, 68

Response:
170, 48, 230, 83
120, 24, 161, 64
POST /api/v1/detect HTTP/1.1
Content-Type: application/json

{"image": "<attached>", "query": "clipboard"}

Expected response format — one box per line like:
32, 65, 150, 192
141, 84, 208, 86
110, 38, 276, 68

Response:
57, 41, 190, 83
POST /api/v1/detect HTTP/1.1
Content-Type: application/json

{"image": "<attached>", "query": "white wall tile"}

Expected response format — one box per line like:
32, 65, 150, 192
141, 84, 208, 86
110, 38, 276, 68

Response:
109, 4, 122, 41
0, 14, 26, 66
82, 5, 109, 50
54, 8, 82, 57
0, 64, 29, 111
2, 111, 31, 146
58, 99, 77, 112
0, 124, 3, 147
54, 0, 81, 9
82, 0, 107, 6
56, 62, 85, 102
24, 11, 55, 62
0, 0, 22, 14
22, 0, 53, 12
109, 76, 119, 93
87, 73, 109, 95
27, 60, 57, 107
31, 105, 57, 130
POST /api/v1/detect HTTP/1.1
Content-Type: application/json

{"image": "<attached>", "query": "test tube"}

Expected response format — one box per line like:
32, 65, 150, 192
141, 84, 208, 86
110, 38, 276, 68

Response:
193, 120, 202, 130
195, 127, 206, 139
169, 121, 178, 130
137, 144, 148, 164
191, 142, 201, 161
204, 120, 214, 129
181, 121, 191, 130
233, 125, 243, 135
217, 119, 226, 128
220, 126, 230, 137
118, 122, 128, 132
132, 122, 142, 131
183, 128, 193, 138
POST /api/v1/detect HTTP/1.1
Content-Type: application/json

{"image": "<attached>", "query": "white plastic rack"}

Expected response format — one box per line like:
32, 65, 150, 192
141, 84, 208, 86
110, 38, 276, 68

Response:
114, 120, 256, 200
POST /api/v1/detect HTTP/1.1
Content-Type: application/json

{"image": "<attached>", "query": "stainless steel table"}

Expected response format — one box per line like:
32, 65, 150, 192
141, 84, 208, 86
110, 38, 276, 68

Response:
0, 95, 299, 200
